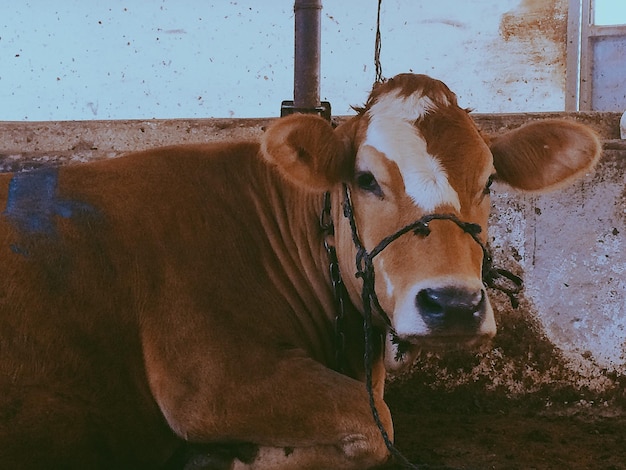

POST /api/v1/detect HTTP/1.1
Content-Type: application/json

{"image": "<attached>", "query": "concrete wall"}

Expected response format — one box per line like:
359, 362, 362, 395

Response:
487, 131, 625, 402
0, 112, 624, 407
2, 0, 569, 120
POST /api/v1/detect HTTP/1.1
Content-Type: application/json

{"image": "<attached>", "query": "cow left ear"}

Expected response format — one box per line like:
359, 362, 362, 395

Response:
489, 119, 602, 191
261, 114, 352, 191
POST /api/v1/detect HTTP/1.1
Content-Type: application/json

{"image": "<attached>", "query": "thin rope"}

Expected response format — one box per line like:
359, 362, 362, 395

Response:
374, 0, 385, 83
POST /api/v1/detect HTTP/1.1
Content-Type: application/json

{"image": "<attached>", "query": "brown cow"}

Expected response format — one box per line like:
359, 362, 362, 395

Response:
0, 74, 600, 469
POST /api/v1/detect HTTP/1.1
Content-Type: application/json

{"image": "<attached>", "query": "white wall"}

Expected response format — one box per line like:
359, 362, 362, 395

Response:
1, 0, 568, 121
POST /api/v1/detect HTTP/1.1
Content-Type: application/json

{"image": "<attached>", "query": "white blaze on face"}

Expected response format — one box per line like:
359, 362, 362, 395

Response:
362, 89, 461, 213
380, 259, 394, 297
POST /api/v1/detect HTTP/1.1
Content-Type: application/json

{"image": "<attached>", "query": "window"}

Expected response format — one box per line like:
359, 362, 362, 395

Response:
566, 0, 626, 111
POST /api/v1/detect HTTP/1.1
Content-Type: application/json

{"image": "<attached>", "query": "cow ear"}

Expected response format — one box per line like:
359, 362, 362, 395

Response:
490, 119, 601, 191
261, 114, 352, 191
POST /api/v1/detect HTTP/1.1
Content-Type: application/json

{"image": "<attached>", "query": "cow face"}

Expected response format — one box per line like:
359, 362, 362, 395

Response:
337, 76, 496, 369
262, 73, 600, 372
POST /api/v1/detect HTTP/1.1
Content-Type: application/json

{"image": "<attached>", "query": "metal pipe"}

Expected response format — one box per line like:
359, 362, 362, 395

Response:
293, 0, 322, 109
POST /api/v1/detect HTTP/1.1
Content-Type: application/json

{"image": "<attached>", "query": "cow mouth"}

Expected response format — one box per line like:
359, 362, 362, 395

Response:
384, 330, 493, 372
397, 331, 491, 349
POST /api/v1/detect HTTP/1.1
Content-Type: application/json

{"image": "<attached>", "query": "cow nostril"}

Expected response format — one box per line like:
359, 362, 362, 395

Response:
416, 287, 485, 332
416, 289, 445, 318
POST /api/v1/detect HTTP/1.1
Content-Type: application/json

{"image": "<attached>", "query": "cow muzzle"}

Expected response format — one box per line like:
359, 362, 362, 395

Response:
393, 279, 496, 342
385, 282, 495, 371
416, 286, 487, 335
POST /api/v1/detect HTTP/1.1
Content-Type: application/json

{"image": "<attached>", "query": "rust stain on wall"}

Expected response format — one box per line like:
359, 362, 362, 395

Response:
500, 0, 568, 74
501, 0, 568, 44
480, 0, 570, 104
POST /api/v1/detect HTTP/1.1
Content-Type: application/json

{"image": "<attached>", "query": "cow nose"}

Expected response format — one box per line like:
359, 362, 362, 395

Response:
416, 287, 485, 333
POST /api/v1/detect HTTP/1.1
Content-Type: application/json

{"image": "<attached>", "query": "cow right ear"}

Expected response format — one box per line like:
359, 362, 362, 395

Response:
261, 114, 352, 191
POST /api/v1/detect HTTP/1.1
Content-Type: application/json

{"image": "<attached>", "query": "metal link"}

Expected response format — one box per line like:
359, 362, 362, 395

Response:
319, 192, 333, 234
320, 192, 348, 373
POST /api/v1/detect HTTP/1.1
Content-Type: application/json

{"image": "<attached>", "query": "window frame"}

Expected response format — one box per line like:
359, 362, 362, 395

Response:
566, 0, 626, 111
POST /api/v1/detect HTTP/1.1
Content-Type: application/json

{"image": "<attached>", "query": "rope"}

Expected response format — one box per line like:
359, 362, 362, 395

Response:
341, 184, 414, 466
324, 184, 523, 468
374, 0, 385, 84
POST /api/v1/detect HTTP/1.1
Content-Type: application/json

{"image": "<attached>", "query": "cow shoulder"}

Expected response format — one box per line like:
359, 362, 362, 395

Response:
261, 114, 353, 191
489, 119, 601, 191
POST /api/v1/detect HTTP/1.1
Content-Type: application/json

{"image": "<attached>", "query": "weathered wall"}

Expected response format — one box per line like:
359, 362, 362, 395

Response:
0, 113, 624, 409
493, 153, 625, 374
1, 0, 569, 120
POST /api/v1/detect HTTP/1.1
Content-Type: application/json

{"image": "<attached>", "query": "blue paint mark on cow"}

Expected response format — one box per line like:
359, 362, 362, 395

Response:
9, 243, 28, 255
3, 167, 96, 240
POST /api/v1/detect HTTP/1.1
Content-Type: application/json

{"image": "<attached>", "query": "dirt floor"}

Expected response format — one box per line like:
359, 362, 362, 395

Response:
379, 297, 626, 470
384, 392, 626, 470
381, 328, 626, 470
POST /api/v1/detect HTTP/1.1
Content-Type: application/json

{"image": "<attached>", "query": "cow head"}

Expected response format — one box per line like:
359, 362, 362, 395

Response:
262, 74, 601, 372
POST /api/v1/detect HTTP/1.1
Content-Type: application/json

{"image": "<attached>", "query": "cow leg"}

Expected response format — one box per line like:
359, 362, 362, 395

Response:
145, 347, 392, 470
212, 375, 390, 470
177, 427, 390, 470
176, 440, 392, 470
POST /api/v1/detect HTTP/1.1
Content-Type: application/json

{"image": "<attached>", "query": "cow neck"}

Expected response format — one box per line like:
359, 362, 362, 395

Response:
254, 163, 344, 368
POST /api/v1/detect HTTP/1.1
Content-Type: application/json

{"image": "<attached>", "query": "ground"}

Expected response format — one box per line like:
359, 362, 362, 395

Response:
381, 295, 626, 470
385, 387, 626, 470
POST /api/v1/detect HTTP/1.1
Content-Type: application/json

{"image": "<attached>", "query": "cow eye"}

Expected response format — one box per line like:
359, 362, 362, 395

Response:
483, 175, 495, 195
355, 171, 383, 196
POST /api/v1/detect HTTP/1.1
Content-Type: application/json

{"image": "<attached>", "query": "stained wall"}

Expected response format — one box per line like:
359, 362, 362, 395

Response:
2, 0, 568, 120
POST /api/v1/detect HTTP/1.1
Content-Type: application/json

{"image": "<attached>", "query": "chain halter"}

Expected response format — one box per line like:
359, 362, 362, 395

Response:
320, 184, 523, 469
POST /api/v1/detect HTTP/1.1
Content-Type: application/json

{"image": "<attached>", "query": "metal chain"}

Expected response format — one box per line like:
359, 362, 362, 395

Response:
320, 192, 347, 373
